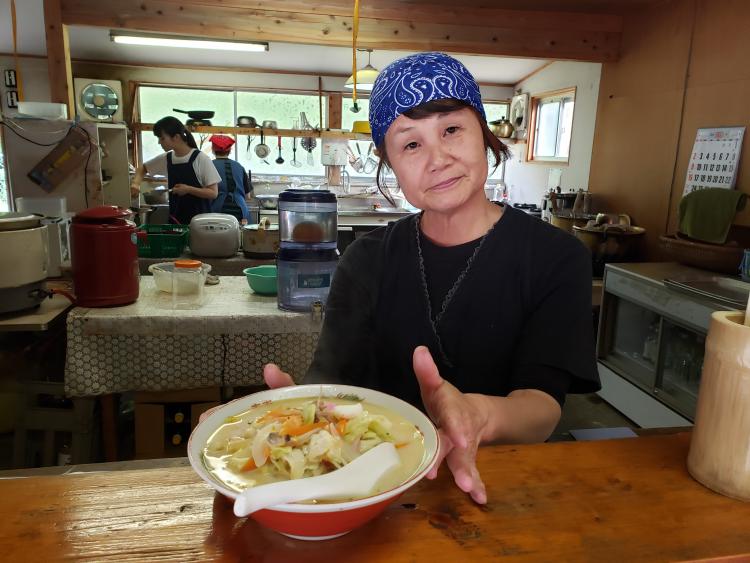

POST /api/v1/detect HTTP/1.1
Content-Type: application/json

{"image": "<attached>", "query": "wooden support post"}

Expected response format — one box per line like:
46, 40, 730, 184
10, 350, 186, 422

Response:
328, 92, 343, 130
43, 0, 75, 119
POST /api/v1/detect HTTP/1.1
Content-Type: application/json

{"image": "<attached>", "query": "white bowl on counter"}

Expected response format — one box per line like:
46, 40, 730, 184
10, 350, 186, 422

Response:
148, 261, 212, 294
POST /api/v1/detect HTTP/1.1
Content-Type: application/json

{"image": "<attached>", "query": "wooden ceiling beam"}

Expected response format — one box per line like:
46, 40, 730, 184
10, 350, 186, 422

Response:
59, 0, 621, 62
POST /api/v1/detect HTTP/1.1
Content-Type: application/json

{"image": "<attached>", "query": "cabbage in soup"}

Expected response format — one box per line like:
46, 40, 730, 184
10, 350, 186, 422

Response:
202, 396, 425, 501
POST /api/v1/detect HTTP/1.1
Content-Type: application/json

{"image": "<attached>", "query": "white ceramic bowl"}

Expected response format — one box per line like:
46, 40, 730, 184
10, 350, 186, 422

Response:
188, 384, 439, 541
148, 261, 212, 293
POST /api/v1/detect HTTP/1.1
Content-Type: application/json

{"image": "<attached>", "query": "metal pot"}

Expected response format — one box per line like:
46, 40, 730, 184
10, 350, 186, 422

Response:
130, 206, 153, 226
256, 194, 278, 210
242, 218, 280, 257
550, 212, 592, 233
489, 117, 514, 139
573, 220, 645, 276
143, 187, 170, 205
237, 116, 257, 127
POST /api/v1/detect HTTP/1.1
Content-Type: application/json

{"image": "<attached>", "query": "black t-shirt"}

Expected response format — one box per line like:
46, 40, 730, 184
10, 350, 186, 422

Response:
305, 204, 600, 410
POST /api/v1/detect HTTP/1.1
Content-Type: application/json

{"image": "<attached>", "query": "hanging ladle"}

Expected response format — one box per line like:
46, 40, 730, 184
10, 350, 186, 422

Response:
275, 136, 285, 165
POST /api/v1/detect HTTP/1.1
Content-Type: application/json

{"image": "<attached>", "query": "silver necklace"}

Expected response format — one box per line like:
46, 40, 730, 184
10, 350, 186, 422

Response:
414, 213, 494, 367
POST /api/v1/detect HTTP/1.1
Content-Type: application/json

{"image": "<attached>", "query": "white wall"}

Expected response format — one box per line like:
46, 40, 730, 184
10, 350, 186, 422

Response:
0, 56, 52, 116
504, 61, 602, 206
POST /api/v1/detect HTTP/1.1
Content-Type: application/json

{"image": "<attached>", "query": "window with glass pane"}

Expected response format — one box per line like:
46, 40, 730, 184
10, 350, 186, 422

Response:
340, 97, 375, 180
138, 87, 327, 177
530, 90, 575, 162
236, 91, 325, 177
0, 133, 8, 211
138, 86, 234, 164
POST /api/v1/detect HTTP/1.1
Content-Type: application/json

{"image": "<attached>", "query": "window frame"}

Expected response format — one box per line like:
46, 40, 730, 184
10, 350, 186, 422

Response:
133, 82, 331, 179
526, 87, 576, 165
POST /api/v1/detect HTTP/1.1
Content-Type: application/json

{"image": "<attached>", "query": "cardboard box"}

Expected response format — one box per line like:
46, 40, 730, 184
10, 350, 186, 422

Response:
134, 388, 220, 459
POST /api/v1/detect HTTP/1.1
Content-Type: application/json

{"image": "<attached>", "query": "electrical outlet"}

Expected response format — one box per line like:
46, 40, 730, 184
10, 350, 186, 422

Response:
6, 90, 18, 109
4, 69, 16, 88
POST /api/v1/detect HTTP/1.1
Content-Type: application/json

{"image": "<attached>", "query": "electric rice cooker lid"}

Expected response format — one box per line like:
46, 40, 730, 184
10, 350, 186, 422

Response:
0, 212, 42, 231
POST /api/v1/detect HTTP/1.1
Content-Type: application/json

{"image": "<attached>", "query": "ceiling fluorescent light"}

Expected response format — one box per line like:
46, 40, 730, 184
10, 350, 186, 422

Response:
110, 31, 268, 53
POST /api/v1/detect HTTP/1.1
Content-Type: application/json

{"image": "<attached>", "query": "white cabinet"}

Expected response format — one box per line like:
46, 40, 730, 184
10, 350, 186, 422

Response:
82, 122, 130, 209
5, 119, 131, 212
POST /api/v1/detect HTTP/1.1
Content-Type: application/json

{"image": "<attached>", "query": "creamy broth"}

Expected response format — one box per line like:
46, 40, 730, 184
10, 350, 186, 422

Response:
203, 397, 426, 502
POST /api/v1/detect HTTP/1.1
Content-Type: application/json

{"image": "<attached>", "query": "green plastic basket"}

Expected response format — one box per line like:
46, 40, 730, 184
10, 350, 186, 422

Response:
136, 224, 190, 258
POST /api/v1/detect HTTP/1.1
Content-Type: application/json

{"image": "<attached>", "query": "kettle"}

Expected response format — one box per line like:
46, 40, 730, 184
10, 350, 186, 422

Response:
489, 117, 514, 139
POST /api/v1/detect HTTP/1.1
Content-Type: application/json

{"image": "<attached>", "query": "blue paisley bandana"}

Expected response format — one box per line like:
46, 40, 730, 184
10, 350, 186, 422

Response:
368, 52, 486, 148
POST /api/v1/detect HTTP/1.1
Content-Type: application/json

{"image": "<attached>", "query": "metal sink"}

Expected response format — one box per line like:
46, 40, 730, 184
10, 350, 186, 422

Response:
336, 192, 411, 214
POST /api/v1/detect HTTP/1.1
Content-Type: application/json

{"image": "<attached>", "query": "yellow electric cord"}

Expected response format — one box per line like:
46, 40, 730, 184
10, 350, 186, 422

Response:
11, 0, 24, 101
351, 0, 360, 110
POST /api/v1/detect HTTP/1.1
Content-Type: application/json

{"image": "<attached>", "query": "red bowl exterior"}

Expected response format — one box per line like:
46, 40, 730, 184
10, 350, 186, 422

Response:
250, 493, 403, 538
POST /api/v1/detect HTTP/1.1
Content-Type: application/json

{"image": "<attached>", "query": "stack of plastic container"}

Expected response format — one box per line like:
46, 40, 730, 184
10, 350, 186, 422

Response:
276, 189, 338, 312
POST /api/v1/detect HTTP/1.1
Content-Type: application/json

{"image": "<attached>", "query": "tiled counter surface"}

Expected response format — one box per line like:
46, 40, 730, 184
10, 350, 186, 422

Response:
64, 277, 320, 396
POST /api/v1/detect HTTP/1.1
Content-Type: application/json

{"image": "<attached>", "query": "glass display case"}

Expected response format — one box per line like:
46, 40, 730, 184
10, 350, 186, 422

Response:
597, 263, 741, 424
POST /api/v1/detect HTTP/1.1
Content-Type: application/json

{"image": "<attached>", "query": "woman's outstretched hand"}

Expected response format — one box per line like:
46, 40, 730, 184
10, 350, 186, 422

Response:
412, 345, 489, 504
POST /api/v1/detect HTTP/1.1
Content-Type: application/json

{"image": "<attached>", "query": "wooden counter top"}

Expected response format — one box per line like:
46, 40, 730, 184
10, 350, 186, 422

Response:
2, 433, 749, 562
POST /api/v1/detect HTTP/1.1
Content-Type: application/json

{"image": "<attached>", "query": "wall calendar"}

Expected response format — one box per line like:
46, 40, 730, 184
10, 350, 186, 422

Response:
684, 126, 745, 195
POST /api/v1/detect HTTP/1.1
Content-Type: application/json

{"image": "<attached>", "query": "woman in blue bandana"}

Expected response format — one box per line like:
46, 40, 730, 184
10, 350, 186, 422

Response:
263, 52, 600, 504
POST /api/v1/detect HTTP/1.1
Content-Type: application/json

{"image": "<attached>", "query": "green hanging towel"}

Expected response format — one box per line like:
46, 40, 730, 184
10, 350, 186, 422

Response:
678, 188, 748, 244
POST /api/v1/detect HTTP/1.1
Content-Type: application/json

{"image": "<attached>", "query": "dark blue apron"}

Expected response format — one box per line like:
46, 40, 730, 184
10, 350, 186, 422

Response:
167, 150, 211, 224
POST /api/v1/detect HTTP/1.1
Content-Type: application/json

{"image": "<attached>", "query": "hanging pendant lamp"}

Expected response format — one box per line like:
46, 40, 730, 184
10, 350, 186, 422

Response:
345, 49, 379, 92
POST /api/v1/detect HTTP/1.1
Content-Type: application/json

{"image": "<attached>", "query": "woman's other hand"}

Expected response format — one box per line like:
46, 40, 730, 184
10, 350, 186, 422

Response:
172, 183, 191, 196
412, 345, 489, 504
263, 363, 295, 389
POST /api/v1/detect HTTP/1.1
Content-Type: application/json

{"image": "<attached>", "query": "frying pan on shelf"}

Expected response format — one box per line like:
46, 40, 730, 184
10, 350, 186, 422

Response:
173, 108, 215, 120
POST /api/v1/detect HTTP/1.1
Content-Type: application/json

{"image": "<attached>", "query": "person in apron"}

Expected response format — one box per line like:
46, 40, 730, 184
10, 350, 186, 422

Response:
208, 135, 251, 224
130, 116, 220, 224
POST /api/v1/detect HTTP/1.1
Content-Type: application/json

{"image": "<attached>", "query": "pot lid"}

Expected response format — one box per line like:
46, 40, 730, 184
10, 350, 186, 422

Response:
73, 205, 132, 223
0, 212, 42, 231
279, 188, 336, 203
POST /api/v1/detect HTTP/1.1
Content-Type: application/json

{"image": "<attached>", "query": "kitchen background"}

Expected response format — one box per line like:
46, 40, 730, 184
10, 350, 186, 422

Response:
0, 0, 749, 466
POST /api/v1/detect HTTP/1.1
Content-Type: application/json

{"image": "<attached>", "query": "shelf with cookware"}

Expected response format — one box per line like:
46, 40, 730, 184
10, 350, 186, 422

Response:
131, 123, 372, 141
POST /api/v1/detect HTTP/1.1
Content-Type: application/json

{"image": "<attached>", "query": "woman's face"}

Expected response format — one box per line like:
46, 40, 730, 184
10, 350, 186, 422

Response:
157, 132, 180, 152
383, 107, 488, 213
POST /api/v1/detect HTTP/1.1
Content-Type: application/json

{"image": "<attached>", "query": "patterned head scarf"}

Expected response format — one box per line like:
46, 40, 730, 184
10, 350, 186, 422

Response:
368, 52, 486, 148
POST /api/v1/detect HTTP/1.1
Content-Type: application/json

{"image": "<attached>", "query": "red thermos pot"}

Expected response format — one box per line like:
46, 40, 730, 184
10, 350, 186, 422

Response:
70, 206, 139, 307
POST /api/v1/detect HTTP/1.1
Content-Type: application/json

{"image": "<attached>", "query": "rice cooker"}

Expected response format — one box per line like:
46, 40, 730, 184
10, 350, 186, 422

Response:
0, 212, 48, 314
189, 213, 240, 258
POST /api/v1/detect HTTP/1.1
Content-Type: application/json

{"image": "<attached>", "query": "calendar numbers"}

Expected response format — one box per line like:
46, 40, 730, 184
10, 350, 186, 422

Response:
683, 127, 744, 195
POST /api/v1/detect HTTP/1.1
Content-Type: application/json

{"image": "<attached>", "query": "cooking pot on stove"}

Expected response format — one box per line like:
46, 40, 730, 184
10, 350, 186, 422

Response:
573, 214, 646, 276
550, 211, 594, 233
243, 218, 280, 258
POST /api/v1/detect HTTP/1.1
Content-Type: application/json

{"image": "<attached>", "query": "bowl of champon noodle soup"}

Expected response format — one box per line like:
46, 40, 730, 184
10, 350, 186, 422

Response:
188, 384, 439, 540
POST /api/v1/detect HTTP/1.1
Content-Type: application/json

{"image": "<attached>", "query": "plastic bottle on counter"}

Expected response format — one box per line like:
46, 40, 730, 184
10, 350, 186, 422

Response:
172, 259, 204, 310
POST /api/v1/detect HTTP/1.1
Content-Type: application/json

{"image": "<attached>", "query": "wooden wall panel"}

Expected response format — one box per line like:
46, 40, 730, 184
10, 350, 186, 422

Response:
590, 0, 750, 257
666, 0, 750, 233
588, 0, 694, 258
